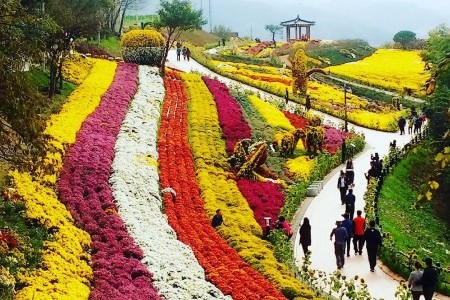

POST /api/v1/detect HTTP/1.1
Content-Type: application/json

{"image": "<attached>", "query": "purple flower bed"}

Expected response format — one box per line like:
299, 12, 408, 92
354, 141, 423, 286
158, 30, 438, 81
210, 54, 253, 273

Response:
203, 76, 286, 229
202, 77, 251, 152
58, 63, 163, 300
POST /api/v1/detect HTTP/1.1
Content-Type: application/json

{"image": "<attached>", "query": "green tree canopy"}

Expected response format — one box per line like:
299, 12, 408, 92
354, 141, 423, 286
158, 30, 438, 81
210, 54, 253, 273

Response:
264, 24, 282, 46
156, 0, 206, 76
393, 30, 416, 49
213, 25, 232, 41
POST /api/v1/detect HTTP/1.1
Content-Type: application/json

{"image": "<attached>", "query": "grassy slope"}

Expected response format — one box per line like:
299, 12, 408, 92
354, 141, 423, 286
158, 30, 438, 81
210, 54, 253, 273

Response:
99, 36, 122, 57
179, 30, 219, 47
379, 143, 450, 293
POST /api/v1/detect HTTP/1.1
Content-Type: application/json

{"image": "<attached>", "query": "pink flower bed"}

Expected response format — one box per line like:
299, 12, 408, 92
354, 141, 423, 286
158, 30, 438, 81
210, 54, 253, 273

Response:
237, 179, 285, 228
58, 63, 162, 300
203, 76, 286, 228
202, 77, 251, 152
323, 125, 350, 154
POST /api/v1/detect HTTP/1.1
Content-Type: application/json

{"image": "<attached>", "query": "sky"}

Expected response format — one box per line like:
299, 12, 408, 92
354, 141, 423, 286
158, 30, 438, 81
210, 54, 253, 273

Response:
137, 0, 450, 46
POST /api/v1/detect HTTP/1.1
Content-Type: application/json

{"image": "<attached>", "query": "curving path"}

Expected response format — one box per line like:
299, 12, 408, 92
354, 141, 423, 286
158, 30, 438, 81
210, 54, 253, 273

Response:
166, 50, 447, 300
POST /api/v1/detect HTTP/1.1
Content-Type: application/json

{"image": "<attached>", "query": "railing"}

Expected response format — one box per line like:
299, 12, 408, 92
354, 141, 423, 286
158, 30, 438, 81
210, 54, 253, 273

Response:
363, 126, 450, 293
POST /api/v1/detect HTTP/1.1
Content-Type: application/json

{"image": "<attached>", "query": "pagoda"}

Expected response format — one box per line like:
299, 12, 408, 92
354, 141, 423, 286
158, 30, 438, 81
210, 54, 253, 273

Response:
280, 15, 315, 42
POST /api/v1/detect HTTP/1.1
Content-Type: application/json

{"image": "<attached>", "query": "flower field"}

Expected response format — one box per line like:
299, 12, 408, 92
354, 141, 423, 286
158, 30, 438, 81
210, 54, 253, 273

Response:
326, 49, 429, 96
3, 55, 362, 300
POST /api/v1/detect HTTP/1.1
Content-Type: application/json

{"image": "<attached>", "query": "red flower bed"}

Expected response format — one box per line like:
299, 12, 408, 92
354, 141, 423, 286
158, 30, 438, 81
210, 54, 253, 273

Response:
202, 77, 251, 152
203, 77, 286, 229
58, 63, 162, 300
283, 111, 308, 129
246, 41, 272, 56
158, 71, 286, 300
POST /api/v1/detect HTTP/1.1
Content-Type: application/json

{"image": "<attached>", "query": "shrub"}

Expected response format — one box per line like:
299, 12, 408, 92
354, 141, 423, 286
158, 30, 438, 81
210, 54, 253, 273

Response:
121, 29, 165, 48
121, 30, 165, 66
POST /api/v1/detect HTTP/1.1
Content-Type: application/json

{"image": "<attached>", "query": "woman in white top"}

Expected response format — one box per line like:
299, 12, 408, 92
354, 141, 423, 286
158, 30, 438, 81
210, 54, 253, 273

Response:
408, 261, 423, 300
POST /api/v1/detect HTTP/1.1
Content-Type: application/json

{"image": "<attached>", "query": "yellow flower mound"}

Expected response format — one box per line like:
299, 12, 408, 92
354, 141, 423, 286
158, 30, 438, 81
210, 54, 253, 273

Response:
121, 29, 165, 48
286, 156, 314, 180
248, 95, 294, 131
11, 59, 117, 299
62, 53, 94, 84
326, 49, 429, 96
182, 72, 314, 299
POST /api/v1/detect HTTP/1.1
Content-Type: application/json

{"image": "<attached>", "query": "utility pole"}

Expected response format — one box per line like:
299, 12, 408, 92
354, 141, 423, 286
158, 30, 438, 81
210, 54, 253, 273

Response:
209, 0, 212, 32
250, 26, 253, 40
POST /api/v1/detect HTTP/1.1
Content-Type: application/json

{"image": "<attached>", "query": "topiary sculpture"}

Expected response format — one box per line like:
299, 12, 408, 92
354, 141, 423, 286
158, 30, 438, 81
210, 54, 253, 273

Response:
121, 29, 165, 66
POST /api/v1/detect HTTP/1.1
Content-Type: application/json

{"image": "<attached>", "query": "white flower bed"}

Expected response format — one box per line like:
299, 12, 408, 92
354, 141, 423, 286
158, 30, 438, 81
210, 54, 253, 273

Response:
110, 66, 231, 300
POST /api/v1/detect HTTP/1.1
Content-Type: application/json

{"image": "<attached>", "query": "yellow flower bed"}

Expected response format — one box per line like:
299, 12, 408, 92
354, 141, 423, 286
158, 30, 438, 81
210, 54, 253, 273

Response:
248, 95, 294, 131
62, 53, 94, 85
182, 72, 314, 299
326, 49, 429, 96
11, 59, 117, 299
286, 156, 314, 180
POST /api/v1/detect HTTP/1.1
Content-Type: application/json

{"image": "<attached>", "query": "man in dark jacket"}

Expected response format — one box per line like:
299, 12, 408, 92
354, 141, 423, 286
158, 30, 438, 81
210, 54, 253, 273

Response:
341, 213, 354, 257
344, 189, 356, 220
398, 116, 406, 135
337, 171, 348, 205
330, 220, 348, 269
364, 220, 382, 272
211, 209, 225, 227
418, 257, 439, 300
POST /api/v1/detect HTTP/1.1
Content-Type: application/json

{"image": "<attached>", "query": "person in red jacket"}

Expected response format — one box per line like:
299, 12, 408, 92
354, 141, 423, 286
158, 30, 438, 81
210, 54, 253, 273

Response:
353, 210, 366, 255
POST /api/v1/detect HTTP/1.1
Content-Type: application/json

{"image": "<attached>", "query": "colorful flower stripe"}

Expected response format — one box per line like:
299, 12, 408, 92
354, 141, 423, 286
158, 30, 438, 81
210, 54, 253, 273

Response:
248, 95, 295, 131
323, 126, 350, 154
58, 63, 162, 300
202, 77, 286, 229
62, 54, 95, 84
202, 77, 251, 152
36, 59, 118, 186
285, 156, 315, 180
282, 111, 308, 130
182, 72, 314, 299
159, 70, 284, 300
234, 71, 291, 85
110, 66, 228, 299
8, 59, 116, 299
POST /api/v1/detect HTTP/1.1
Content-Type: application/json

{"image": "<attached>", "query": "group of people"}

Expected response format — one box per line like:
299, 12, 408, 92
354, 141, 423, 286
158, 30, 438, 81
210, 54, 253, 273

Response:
408, 258, 440, 300
364, 153, 383, 184
397, 107, 427, 135
337, 159, 356, 218
175, 41, 191, 61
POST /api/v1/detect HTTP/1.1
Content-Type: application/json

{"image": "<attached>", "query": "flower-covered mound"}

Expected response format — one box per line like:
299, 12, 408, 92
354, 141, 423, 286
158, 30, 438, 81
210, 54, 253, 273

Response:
62, 53, 95, 85
9, 59, 117, 300
182, 72, 315, 299
159, 70, 285, 299
110, 66, 228, 300
326, 49, 429, 96
58, 63, 162, 300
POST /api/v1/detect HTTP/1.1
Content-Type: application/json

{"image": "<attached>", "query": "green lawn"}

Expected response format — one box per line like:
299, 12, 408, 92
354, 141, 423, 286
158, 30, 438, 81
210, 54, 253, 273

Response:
378, 143, 450, 294
99, 36, 122, 57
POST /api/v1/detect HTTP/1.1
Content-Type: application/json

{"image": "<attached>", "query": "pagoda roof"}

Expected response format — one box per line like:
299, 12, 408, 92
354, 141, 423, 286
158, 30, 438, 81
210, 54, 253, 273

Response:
280, 15, 315, 26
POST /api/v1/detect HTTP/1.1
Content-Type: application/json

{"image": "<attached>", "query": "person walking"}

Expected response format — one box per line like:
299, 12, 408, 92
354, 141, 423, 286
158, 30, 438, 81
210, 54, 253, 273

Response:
345, 159, 354, 184
337, 171, 349, 205
419, 257, 439, 300
284, 88, 289, 107
341, 213, 354, 257
408, 261, 423, 300
211, 209, 225, 227
299, 217, 311, 255
408, 116, 414, 134
186, 47, 191, 61
330, 220, 348, 269
353, 210, 366, 255
398, 116, 406, 135
344, 189, 356, 220
364, 220, 382, 272
305, 94, 311, 111
182, 46, 187, 60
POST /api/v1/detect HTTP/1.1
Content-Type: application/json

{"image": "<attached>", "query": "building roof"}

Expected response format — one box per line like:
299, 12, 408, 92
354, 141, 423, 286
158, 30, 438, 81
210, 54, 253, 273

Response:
280, 15, 315, 26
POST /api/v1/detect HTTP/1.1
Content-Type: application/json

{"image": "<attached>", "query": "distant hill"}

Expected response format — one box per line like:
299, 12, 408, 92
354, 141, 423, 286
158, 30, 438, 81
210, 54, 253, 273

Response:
179, 30, 219, 47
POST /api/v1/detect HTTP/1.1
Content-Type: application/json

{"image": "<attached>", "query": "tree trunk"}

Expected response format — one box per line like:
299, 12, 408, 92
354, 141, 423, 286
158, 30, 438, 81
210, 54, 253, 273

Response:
161, 38, 171, 77
57, 53, 65, 91
118, 4, 128, 35
48, 53, 58, 98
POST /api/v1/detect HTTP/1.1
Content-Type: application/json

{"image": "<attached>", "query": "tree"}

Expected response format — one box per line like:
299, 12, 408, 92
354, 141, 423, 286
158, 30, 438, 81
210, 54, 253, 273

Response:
213, 25, 232, 46
265, 24, 282, 46
0, 0, 55, 165
393, 30, 416, 49
156, 0, 206, 76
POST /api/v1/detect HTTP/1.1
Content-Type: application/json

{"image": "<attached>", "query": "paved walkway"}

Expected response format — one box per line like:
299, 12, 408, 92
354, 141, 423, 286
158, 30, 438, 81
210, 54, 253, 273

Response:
166, 50, 448, 300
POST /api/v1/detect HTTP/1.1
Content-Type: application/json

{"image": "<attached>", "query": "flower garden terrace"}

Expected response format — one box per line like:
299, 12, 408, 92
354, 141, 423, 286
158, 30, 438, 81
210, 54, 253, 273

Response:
189, 46, 432, 132
0, 51, 368, 299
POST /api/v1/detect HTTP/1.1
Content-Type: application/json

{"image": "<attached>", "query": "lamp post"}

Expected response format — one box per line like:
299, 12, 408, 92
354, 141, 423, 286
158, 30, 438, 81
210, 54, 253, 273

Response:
343, 83, 352, 132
